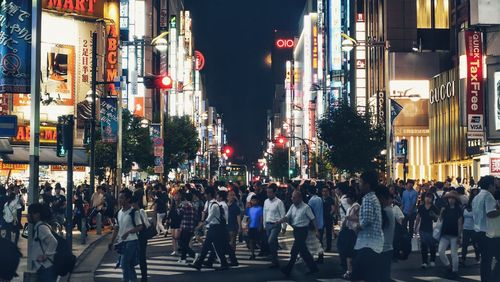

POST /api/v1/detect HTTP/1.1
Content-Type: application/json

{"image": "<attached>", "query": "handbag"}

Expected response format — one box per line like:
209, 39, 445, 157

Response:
486, 216, 500, 239
433, 219, 443, 241
21, 222, 29, 239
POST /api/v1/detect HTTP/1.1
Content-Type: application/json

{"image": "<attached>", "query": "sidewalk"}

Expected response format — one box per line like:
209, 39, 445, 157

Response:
13, 228, 111, 282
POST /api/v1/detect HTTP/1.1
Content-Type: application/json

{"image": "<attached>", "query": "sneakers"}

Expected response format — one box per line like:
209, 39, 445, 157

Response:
177, 259, 187, 264
342, 271, 352, 280
421, 263, 428, 269
170, 251, 178, 256
429, 261, 436, 267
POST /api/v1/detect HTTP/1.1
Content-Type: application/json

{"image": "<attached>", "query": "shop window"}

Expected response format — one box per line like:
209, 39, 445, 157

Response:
417, 0, 449, 29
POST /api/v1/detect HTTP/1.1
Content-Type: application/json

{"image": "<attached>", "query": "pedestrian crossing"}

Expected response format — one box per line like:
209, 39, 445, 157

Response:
95, 235, 337, 280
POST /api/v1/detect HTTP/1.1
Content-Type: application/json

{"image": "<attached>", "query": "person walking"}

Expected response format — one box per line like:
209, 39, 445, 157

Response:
131, 194, 149, 282
153, 184, 168, 235
461, 192, 480, 266
2, 189, 18, 243
376, 185, 396, 282
167, 192, 182, 256
108, 189, 143, 282
190, 187, 230, 271
401, 179, 418, 236
277, 190, 318, 277
321, 186, 335, 251
438, 190, 463, 279
414, 192, 439, 268
351, 171, 384, 282
337, 191, 359, 280
472, 175, 500, 282
246, 196, 263, 260
28, 203, 58, 282
178, 192, 197, 263
263, 183, 286, 268
227, 190, 242, 253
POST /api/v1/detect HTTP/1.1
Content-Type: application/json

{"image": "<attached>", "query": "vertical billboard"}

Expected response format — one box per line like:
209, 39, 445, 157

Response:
0, 0, 31, 93
100, 98, 118, 143
495, 71, 500, 130
329, 0, 342, 71
464, 30, 484, 134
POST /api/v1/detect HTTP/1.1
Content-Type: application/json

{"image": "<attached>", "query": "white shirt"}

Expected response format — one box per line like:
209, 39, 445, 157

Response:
263, 197, 286, 228
472, 189, 498, 233
30, 222, 57, 270
219, 200, 229, 224
205, 199, 223, 227
3, 200, 18, 223
339, 195, 351, 225
117, 207, 141, 242
392, 205, 404, 225
285, 202, 315, 228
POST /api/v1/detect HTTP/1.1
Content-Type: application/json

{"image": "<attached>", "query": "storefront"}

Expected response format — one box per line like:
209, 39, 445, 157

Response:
429, 68, 472, 180
0, 0, 120, 185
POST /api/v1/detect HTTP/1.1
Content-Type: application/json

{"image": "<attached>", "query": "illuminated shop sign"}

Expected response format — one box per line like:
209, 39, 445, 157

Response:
13, 126, 57, 144
106, 24, 118, 96
429, 81, 455, 104
276, 39, 294, 49
329, 0, 341, 71
465, 30, 484, 133
43, 0, 104, 18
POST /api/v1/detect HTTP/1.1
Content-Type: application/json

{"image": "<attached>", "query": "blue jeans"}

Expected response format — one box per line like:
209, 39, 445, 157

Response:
265, 223, 281, 265
120, 240, 139, 282
37, 266, 56, 282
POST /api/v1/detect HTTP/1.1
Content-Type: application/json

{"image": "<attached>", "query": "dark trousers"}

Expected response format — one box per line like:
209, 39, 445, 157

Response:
196, 225, 228, 267
138, 237, 148, 282
420, 231, 436, 264
403, 213, 416, 236
380, 250, 393, 282
179, 230, 195, 260
321, 220, 333, 250
284, 226, 317, 273
266, 223, 281, 265
37, 266, 57, 282
478, 232, 500, 282
461, 229, 479, 261
206, 227, 238, 265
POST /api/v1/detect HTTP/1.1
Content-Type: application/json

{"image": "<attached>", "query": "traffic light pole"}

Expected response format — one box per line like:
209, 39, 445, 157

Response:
65, 116, 74, 246
90, 32, 98, 193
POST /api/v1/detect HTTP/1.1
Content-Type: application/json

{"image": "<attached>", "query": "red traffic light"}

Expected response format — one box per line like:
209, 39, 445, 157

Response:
222, 145, 233, 157
275, 136, 287, 146
143, 75, 173, 89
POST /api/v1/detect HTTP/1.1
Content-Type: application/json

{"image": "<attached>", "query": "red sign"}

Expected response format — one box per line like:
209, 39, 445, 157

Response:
356, 13, 365, 22
43, 0, 104, 18
465, 30, 484, 133
356, 59, 366, 69
13, 126, 57, 144
491, 158, 500, 174
133, 97, 144, 117
195, 51, 205, 71
106, 24, 119, 96
275, 39, 294, 49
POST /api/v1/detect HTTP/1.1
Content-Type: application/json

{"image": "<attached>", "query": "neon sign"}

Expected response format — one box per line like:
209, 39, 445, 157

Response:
275, 39, 294, 49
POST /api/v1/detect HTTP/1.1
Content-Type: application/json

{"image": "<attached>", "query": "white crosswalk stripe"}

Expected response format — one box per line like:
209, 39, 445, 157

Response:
95, 235, 335, 280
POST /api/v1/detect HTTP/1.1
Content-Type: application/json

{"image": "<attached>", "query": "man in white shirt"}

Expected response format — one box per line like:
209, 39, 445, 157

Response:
473, 176, 500, 282
109, 189, 143, 282
263, 183, 286, 268
278, 190, 318, 277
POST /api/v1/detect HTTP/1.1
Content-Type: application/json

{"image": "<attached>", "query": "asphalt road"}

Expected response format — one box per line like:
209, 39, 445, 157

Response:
95, 231, 482, 282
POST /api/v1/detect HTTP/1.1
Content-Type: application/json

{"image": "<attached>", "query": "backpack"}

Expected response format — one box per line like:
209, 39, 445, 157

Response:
210, 202, 226, 226
434, 192, 447, 210
393, 221, 411, 260
130, 208, 157, 240
36, 224, 76, 276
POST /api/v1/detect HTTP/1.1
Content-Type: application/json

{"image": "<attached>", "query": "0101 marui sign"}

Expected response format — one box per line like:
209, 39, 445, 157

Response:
465, 30, 484, 134
0, 0, 31, 94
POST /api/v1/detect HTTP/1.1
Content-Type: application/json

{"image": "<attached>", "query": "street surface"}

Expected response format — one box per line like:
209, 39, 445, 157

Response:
95, 231, 482, 282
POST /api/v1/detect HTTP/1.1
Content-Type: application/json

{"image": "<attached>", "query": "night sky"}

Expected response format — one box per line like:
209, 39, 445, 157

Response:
185, 0, 306, 165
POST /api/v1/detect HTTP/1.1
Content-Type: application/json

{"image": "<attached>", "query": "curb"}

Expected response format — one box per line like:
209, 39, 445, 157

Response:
62, 232, 111, 282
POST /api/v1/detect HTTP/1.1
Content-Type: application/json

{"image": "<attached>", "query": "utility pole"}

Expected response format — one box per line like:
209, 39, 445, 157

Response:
27, 0, 42, 279
65, 115, 74, 246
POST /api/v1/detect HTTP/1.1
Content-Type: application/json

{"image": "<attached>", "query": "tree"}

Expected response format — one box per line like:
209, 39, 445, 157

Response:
269, 147, 289, 180
163, 116, 200, 173
318, 102, 385, 175
94, 109, 154, 181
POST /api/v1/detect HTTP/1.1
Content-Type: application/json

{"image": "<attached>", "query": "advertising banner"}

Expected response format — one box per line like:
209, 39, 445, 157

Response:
465, 30, 484, 133
491, 157, 500, 175
100, 97, 118, 143
495, 71, 500, 130
150, 124, 161, 139
328, 0, 341, 71
0, 0, 31, 93
133, 96, 144, 117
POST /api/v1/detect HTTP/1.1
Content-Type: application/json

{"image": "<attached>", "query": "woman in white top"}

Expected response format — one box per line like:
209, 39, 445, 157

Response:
2, 189, 19, 244
461, 194, 480, 266
337, 191, 359, 280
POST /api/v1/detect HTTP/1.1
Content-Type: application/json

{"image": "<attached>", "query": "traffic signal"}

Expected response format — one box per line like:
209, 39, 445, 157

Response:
275, 136, 287, 147
400, 139, 408, 156
222, 145, 233, 157
56, 117, 67, 157
143, 75, 173, 89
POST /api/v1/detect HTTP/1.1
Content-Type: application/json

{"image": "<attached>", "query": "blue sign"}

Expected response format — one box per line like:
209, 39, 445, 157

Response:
0, 0, 32, 93
0, 115, 17, 137
100, 98, 118, 143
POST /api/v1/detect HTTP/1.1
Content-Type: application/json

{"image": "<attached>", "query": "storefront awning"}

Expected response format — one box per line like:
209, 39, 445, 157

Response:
0, 139, 13, 154
1, 146, 89, 166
